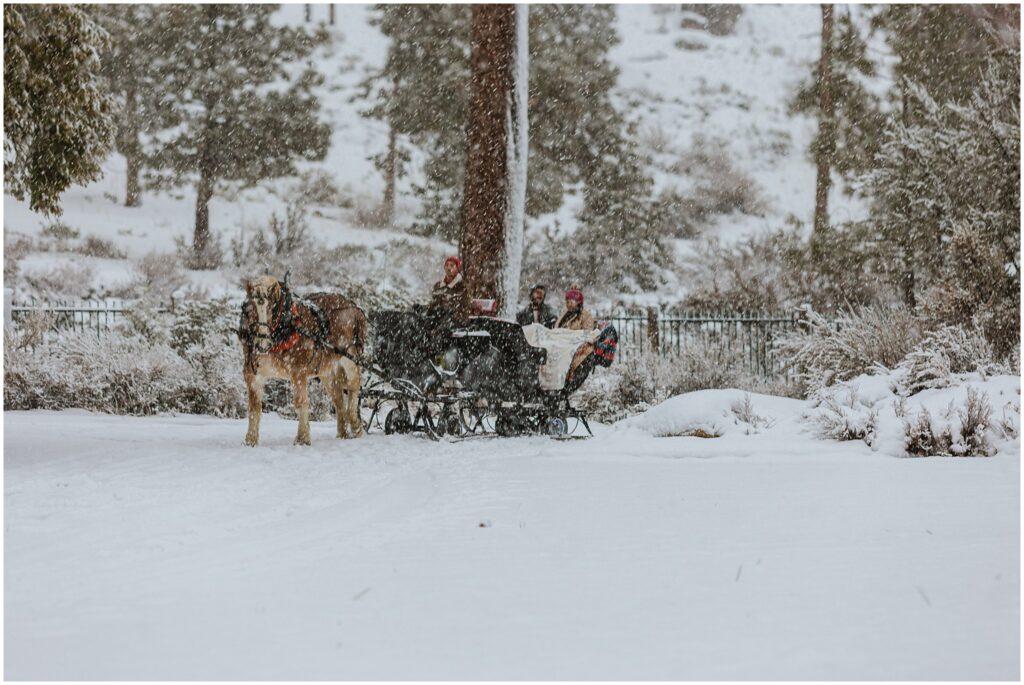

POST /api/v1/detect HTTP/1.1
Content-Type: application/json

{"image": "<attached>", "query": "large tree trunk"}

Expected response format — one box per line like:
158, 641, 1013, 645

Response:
193, 142, 214, 266
125, 152, 141, 207
459, 4, 528, 315
381, 78, 398, 226
381, 124, 396, 225
123, 88, 141, 208
813, 3, 835, 239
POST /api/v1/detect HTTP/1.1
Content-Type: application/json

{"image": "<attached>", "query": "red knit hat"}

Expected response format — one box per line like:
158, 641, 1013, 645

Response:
444, 255, 462, 272
565, 288, 584, 304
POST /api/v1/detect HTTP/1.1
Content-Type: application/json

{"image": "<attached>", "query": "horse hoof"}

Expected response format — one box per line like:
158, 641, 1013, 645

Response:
244, 436, 258, 447
294, 436, 312, 446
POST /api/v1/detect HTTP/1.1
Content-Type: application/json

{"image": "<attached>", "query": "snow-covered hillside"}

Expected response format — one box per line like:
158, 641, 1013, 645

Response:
3, 5, 879, 304
5, 394, 1018, 680
613, 5, 873, 242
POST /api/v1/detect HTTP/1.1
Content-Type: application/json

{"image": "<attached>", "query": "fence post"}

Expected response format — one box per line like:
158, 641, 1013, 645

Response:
646, 306, 659, 356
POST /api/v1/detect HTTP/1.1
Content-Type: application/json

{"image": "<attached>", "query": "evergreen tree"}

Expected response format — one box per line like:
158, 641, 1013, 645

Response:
4, 5, 114, 215
789, 6, 885, 213
359, 4, 670, 291
146, 5, 331, 267
859, 45, 1019, 330
872, 6, 1007, 109
91, 5, 165, 208
358, 4, 469, 232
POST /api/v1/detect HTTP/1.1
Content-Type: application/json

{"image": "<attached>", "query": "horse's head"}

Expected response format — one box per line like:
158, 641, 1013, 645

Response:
244, 275, 284, 353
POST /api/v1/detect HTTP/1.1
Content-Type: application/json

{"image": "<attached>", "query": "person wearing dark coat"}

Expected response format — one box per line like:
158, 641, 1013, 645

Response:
516, 284, 557, 328
428, 255, 470, 324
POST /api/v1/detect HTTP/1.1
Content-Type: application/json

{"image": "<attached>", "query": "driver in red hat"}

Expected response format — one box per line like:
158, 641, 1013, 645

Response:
429, 255, 470, 323
555, 285, 596, 331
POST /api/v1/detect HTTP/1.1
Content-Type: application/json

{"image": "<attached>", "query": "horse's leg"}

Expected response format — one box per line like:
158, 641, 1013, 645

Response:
341, 358, 364, 438
326, 367, 349, 439
293, 376, 312, 446
244, 368, 264, 447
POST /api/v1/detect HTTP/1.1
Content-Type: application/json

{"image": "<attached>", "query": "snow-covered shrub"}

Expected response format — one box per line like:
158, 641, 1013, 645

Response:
671, 135, 763, 222
679, 4, 743, 35
574, 345, 801, 423
680, 223, 888, 312
127, 251, 187, 301
809, 384, 878, 445
176, 232, 224, 271
779, 304, 923, 394
292, 169, 345, 207
4, 300, 248, 417
40, 221, 80, 241
903, 388, 994, 457
896, 324, 1006, 396
4, 235, 33, 286
77, 235, 127, 259
921, 225, 1020, 361
730, 393, 772, 433
23, 263, 96, 298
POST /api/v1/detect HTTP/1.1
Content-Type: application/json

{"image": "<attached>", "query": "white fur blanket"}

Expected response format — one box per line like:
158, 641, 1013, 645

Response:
521, 324, 599, 390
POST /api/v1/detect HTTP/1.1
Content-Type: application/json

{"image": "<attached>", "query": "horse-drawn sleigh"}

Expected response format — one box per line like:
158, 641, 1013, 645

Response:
237, 274, 617, 445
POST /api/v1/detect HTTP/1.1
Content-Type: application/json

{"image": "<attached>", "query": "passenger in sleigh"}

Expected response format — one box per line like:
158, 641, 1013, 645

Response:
555, 286, 597, 331
516, 284, 557, 328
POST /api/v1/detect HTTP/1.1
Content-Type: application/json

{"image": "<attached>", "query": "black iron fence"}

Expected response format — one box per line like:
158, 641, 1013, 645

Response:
6, 298, 811, 378
8, 296, 129, 336
597, 309, 804, 376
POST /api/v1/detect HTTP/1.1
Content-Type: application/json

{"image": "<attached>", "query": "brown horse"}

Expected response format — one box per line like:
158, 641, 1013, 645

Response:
238, 275, 367, 446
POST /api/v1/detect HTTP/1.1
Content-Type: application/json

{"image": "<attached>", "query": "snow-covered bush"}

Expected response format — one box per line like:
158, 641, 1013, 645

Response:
575, 345, 800, 423
921, 225, 1020, 361
128, 251, 187, 301
779, 304, 923, 394
808, 384, 878, 445
77, 235, 127, 259
4, 301, 248, 418
896, 324, 1007, 396
671, 135, 764, 223
903, 388, 994, 457
23, 263, 97, 298
40, 221, 80, 241
730, 392, 772, 433
292, 169, 345, 207
679, 223, 889, 312
679, 4, 743, 35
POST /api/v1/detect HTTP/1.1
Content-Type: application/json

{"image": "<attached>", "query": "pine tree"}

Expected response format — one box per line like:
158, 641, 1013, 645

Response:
91, 5, 165, 208
359, 4, 670, 292
146, 5, 331, 267
790, 5, 885, 230
872, 6, 1007, 109
4, 5, 114, 215
860, 45, 1019, 325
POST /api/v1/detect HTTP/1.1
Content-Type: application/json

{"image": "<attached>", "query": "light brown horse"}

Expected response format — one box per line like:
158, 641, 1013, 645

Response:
238, 275, 367, 446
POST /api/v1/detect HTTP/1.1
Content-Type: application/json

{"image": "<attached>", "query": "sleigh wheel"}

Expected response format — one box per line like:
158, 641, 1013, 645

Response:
384, 405, 411, 434
440, 410, 463, 437
545, 416, 568, 437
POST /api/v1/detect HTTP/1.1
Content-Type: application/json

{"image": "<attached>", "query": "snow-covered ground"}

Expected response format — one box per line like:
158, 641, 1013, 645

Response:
6, 397, 1018, 680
